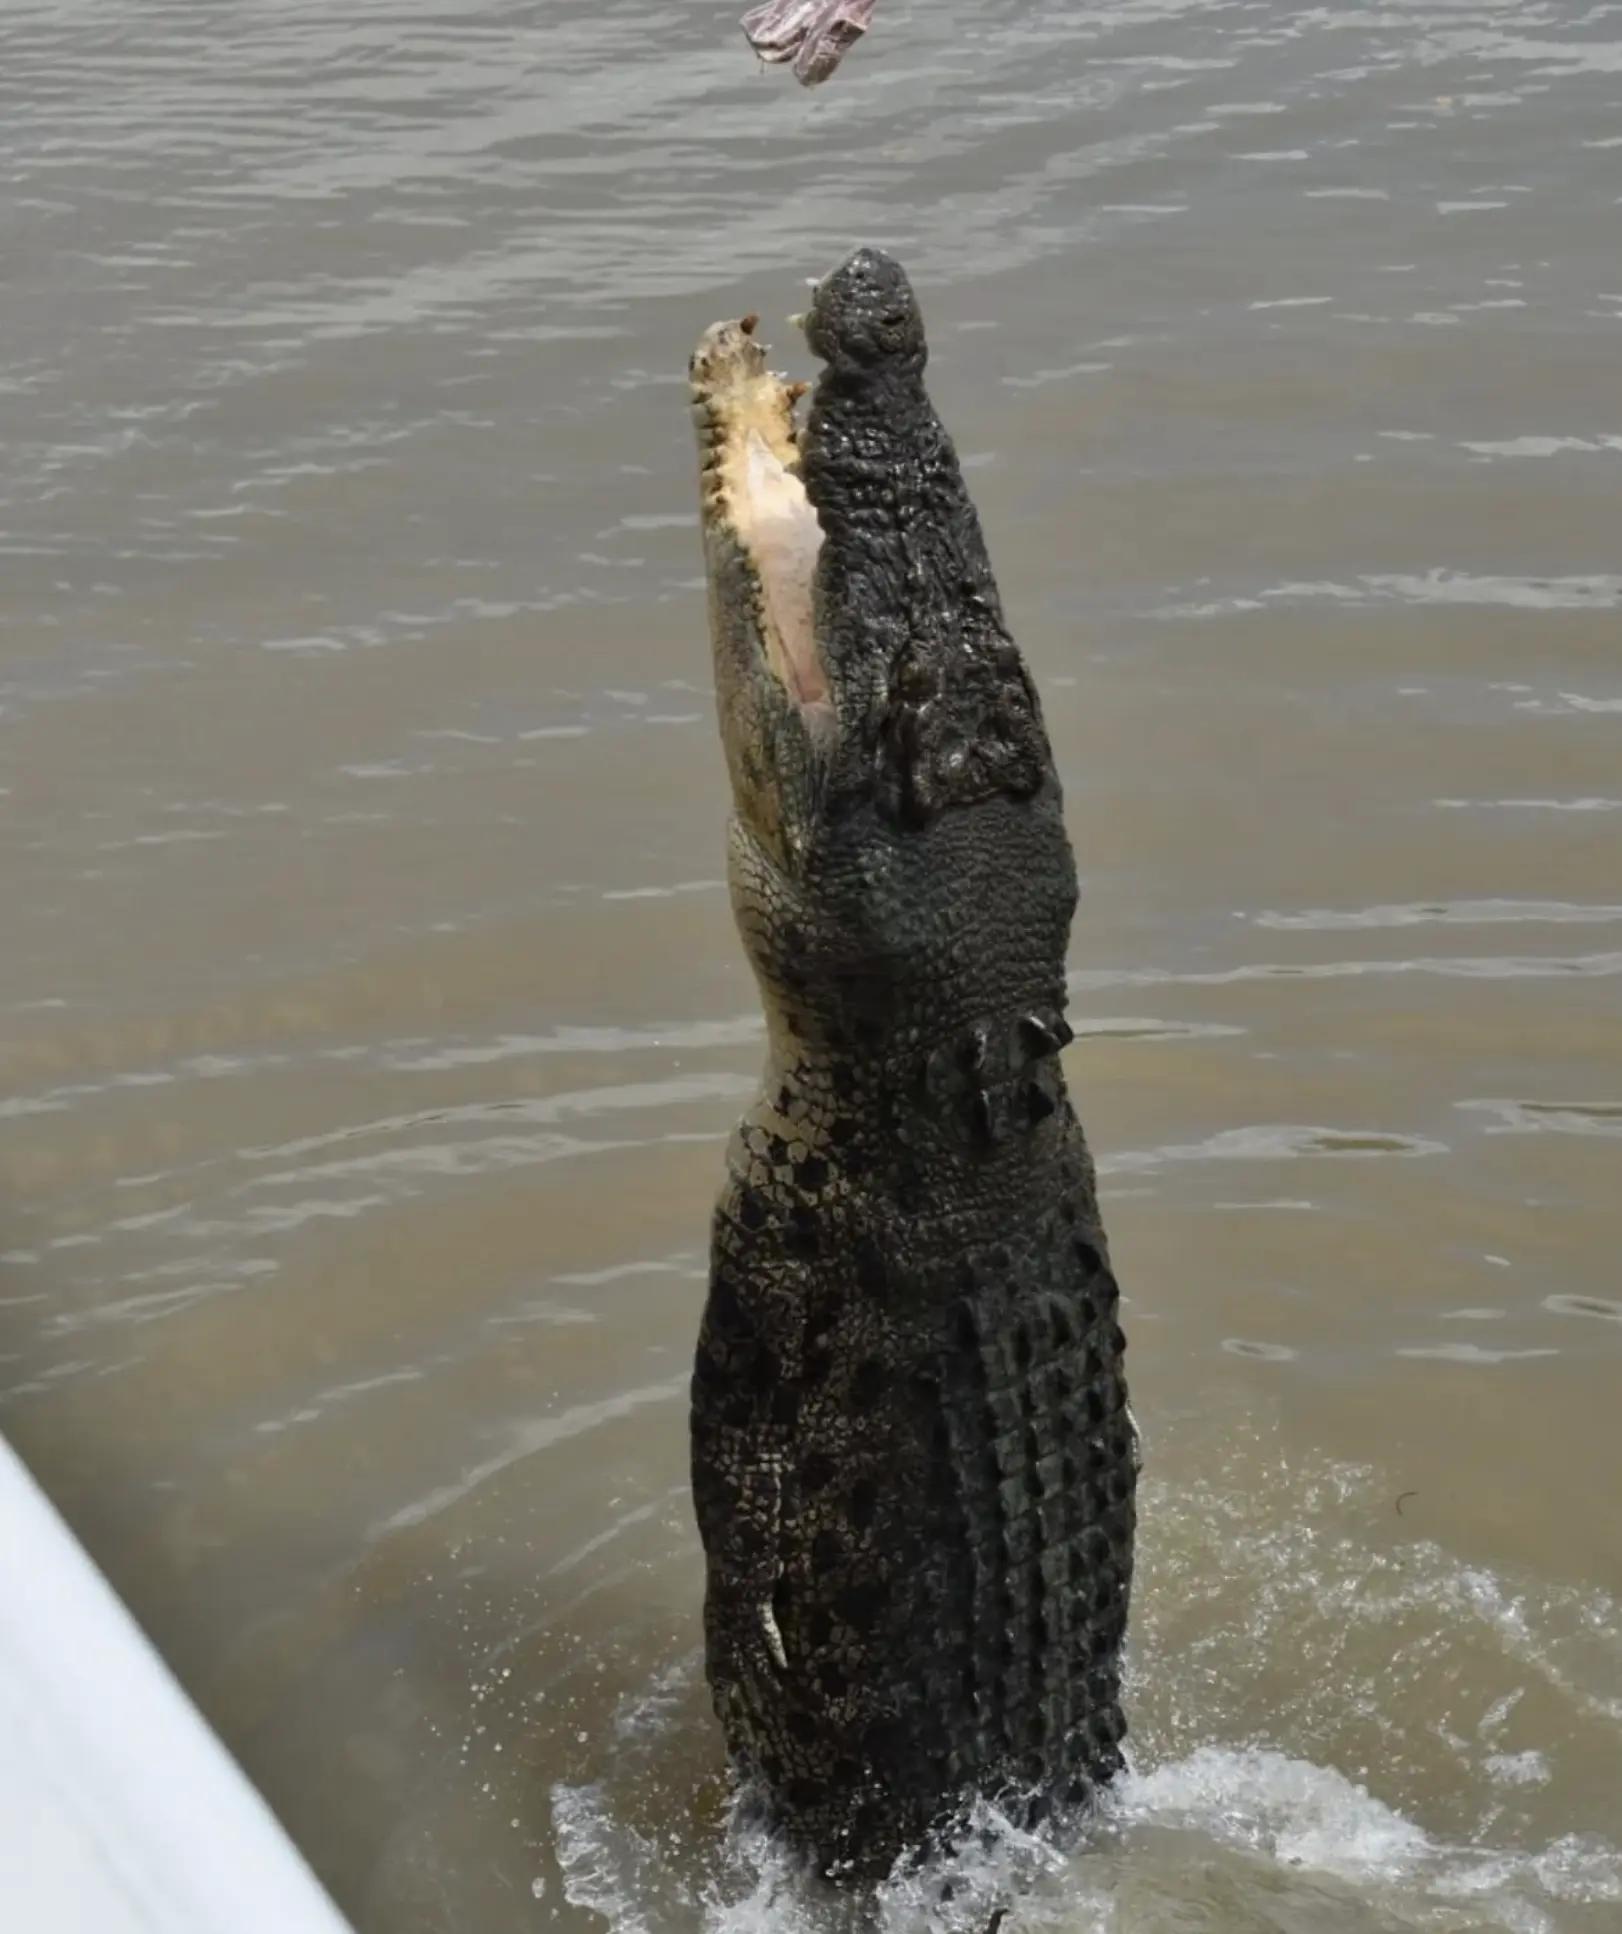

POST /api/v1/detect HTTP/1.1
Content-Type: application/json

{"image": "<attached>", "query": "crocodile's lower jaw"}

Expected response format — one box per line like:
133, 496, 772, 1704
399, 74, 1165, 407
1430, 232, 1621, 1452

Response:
690, 315, 828, 714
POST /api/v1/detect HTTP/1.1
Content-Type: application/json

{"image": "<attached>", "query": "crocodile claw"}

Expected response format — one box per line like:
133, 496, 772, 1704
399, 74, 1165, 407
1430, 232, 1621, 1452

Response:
740, 0, 878, 87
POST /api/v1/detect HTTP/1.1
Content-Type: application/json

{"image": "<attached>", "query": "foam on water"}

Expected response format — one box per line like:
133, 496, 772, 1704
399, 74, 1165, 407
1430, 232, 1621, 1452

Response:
549, 1439, 1622, 1934
554, 1751, 1622, 1934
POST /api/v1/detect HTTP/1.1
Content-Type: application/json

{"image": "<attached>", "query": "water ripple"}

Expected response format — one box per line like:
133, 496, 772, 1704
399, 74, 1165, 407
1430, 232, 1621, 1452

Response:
1255, 899, 1622, 932
1543, 1294, 1622, 1325
370, 1376, 686, 1540
1460, 1098, 1622, 1139
1072, 951, 1622, 992
1105, 1123, 1448, 1175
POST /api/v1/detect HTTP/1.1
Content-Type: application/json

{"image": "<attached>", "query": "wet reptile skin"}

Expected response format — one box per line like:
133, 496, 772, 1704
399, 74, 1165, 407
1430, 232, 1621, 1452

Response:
687, 248, 1137, 1882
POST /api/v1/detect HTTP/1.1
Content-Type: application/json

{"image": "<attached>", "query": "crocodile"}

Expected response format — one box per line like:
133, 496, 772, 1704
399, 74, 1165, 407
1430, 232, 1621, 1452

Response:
686, 246, 1138, 1884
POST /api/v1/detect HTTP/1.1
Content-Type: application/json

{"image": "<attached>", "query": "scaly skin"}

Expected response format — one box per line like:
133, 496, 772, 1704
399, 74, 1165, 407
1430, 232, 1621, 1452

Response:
687, 248, 1137, 1883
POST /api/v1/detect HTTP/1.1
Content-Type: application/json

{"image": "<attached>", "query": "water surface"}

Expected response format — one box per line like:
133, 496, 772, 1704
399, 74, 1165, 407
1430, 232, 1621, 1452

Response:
2, 2, 1620, 1929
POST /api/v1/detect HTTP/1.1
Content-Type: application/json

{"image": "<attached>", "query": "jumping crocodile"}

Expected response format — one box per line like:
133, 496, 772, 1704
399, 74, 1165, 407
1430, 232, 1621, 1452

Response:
687, 247, 1138, 1882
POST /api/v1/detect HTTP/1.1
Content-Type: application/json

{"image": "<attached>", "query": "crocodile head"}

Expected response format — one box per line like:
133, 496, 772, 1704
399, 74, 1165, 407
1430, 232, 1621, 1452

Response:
689, 248, 1078, 1083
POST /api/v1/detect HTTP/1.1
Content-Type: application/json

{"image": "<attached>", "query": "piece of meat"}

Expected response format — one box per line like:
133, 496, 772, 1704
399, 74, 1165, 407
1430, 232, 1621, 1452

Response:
740, 0, 879, 86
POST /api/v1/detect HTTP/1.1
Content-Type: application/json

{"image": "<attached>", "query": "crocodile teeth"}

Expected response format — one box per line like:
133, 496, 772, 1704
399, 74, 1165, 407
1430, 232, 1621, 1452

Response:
1017, 1015, 1058, 1058
760, 1598, 789, 1671
1018, 1013, 1072, 1059
1025, 1081, 1057, 1124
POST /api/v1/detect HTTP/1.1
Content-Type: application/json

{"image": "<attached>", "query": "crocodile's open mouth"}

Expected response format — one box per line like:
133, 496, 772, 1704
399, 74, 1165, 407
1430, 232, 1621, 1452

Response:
689, 314, 829, 713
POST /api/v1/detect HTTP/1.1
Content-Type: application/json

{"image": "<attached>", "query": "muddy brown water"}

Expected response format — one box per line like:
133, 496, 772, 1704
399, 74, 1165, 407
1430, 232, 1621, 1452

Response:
2, 2, 1620, 1929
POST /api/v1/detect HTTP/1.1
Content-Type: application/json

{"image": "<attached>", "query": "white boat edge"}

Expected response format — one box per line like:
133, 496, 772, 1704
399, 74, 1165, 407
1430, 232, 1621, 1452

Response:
0, 1431, 357, 1933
